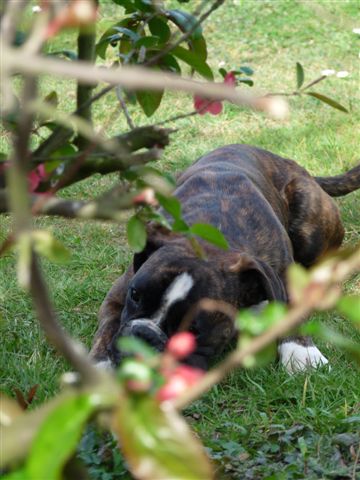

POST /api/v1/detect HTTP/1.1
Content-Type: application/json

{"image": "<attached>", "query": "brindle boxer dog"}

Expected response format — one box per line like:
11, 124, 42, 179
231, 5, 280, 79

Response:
90, 145, 359, 372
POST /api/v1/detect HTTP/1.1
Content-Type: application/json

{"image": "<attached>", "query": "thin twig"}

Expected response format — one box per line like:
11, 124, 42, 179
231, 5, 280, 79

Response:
266, 76, 327, 97
301, 75, 327, 91
145, 0, 225, 67
153, 109, 199, 127
115, 86, 136, 130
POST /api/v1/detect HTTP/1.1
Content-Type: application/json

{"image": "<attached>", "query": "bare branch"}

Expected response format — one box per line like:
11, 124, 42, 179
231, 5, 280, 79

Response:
116, 86, 136, 130
45, 147, 162, 190
3, 46, 289, 118
1, 16, 103, 384
75, 24, 96, 150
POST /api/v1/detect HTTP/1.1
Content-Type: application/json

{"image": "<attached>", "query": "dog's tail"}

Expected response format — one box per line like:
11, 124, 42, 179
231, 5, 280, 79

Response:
314, 164, 360, 197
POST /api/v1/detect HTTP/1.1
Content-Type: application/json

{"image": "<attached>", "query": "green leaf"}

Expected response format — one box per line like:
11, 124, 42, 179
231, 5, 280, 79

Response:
172, 46, 213, 80
40, 121, 58, 132
2, 469, 28, 480
161, 54, 181, 74
306, 92, 349, 112
112, 0, 136, 12
32, 230, 70, 264
133, 0, 154, 13
120, 358, 153, 383
238, 78, 254, 86
167, 9, 203, 40
296, 62, 305, 89
50, 142, 77, 160
135, 36, 160, 48
302, 321, 360, 363
157, 194, 182, 220
237, 302, 287, 335
172, 218, 190, 233
190, 36, 208, 62
118, 336, 157, 359
49, 50, 77, 60
337, 296, 360, 324
127, 215, 147, 253
113, 395, 213, 480
287, 263, 310, 304
189, 223, 228, 250
148, 16, 171, 43
26, 394, 99, 480
113, 26, 140, 43
236, 302, 285, 367
238, 66, 254, 76
13, 31, 26, 47
96, 19, 138, 59
233, 66, 254, 76
40, 91, 59, 122
136, 89, 164, 117
129, 165, 175, 195
141, 209, 171, 230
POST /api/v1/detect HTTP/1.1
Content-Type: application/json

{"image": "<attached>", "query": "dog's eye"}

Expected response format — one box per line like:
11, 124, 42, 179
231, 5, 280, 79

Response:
130, 287, 141, 304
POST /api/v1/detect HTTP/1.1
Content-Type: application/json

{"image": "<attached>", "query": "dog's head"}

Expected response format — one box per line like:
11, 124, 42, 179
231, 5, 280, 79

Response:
104, 229, 287, 370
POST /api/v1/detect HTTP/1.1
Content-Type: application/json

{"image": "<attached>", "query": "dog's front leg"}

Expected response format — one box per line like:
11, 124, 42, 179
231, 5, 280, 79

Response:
90, 270, 132, 368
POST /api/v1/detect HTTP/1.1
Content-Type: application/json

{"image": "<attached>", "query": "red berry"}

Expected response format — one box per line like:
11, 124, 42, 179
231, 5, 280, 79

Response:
166, 332, 196, 359
157, 364, 204, 402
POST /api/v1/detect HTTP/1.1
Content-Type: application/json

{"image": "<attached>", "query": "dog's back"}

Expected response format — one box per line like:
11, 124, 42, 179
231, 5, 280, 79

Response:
174, 144, 358, 267
175, 145, 300, 268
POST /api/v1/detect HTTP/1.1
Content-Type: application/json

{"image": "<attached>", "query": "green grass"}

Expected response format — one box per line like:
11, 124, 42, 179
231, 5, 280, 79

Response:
1, 0, 360, 478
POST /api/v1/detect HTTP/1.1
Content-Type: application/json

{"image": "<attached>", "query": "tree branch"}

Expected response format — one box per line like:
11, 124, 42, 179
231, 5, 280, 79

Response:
1, 127, 171, 193
1, 178, 154, 221
45, 147, 162, 190
3, 46, 289, 118
1, 7, 104, 386
75, 24, 96, 150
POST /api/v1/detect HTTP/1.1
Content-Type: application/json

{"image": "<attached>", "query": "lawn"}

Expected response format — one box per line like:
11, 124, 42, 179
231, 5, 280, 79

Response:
1, 1, 359, 478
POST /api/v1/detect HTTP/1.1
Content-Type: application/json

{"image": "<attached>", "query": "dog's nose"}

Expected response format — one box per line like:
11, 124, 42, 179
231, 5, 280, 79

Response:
121, 319, 168, 352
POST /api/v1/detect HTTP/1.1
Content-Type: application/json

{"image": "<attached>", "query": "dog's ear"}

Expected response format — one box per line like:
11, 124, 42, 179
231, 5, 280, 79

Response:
230, 254, 288, 305
133, 237, 163, 272
133, 224, 181, 272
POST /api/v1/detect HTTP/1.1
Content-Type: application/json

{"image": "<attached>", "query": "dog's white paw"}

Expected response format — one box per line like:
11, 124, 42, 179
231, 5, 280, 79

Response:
278, 341, 329, 374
